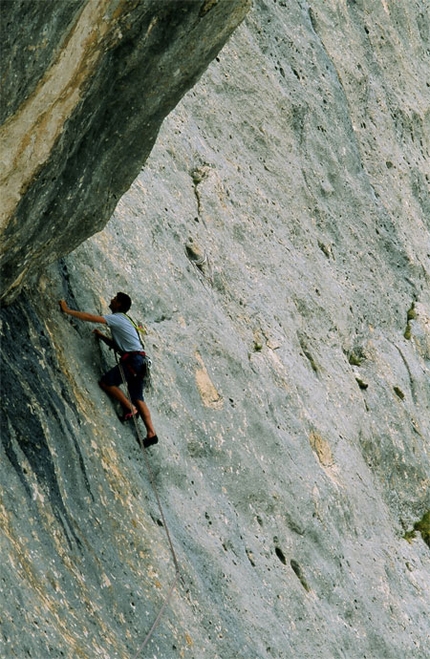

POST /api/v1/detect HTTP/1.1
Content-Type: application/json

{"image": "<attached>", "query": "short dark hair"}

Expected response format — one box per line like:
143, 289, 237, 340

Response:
116, 292, 132, 313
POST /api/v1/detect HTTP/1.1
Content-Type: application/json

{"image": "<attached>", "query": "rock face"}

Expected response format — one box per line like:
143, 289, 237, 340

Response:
0, 0, 250, 304
1, 1, 430, 658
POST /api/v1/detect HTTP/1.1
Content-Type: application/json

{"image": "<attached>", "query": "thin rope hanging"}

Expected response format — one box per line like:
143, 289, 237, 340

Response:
117, 357, 182, 656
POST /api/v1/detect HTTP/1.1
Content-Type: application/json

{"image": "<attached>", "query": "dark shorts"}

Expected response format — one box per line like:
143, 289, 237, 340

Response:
100, 353, 146, 402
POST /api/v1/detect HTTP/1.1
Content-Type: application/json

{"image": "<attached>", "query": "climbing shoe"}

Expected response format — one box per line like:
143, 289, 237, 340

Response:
143, 434, 158, 448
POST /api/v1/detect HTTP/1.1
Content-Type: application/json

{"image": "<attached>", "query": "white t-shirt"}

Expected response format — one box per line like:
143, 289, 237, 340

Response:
103, 313, 141, 353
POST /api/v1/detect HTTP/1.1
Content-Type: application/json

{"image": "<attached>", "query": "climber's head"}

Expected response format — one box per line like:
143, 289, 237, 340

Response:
109, 292, 132, 313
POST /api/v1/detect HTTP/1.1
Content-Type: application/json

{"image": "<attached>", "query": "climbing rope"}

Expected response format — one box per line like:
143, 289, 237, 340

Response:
116, 357, 182, 657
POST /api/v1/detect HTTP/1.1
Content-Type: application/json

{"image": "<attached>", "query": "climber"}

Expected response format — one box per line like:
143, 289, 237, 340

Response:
59, 293, 158, 448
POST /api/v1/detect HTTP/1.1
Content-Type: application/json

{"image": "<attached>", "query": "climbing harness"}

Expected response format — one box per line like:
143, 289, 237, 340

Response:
120, 313, 152, 387
122, 313, 147, 346
116, 356, 182, 657
120, 350, 149, 380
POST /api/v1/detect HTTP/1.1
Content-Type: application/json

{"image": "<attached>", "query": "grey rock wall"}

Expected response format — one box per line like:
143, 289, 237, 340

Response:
0, 0, 250, 304
1, 1, 430, 658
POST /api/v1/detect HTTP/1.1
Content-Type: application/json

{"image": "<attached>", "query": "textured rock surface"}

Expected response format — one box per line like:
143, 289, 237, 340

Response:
0, 0, 250, 303
1, 1, 430, 658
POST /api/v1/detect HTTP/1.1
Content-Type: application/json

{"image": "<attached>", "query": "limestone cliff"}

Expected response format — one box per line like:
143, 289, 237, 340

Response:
1, 1, 430, 658
0, 0, 250, 304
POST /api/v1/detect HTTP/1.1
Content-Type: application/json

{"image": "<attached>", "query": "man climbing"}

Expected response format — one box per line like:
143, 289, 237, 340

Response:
59, 293, 158, 448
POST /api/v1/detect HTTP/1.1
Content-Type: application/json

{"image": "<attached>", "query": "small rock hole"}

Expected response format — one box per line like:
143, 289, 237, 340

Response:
275, 546, 287, 565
